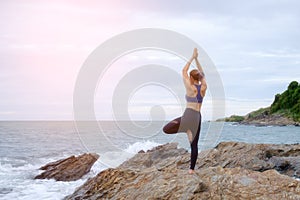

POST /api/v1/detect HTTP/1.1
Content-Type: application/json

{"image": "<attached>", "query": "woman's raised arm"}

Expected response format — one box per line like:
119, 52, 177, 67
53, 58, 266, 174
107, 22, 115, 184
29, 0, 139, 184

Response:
182, 48, 198, 87
194, 49, 205, 76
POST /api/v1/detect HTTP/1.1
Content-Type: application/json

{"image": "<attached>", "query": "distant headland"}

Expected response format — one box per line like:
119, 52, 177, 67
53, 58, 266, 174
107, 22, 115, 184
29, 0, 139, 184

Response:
218, 81, 300, 126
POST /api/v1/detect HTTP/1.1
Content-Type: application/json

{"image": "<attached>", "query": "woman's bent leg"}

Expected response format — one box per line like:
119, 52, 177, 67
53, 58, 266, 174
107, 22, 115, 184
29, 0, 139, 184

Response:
163, 117, 181, 134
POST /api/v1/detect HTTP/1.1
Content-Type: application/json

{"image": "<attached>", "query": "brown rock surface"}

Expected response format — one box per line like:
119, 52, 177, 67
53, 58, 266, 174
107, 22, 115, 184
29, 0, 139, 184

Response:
241, 114, 299, 126
35, 153, 99, 181
65, 168, 208, 200
196, 141, 300, 178
65, 142, 300, 199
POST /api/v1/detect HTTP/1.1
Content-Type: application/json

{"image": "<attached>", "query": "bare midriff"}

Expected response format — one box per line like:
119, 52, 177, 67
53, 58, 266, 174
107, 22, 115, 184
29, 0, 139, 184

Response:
186, 102, 202, 112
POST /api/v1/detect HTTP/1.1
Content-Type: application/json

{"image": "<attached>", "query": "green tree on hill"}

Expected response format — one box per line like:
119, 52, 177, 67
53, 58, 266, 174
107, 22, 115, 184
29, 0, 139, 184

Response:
270, 81, 300, 121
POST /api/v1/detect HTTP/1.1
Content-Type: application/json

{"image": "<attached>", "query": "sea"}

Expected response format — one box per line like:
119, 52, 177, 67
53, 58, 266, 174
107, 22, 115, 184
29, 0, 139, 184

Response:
0, 121, 299, 200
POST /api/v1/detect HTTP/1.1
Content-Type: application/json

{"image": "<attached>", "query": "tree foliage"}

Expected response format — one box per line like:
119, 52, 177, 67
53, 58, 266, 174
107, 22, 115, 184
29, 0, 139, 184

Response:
270, 81, 300, 121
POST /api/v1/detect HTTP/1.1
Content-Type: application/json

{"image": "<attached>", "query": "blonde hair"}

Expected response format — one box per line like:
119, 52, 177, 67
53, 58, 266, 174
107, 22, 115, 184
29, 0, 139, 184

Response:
189, 69, 204, 81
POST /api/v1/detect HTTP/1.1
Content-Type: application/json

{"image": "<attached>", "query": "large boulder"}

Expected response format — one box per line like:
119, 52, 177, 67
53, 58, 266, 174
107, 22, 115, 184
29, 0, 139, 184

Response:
35, 153, 99, 181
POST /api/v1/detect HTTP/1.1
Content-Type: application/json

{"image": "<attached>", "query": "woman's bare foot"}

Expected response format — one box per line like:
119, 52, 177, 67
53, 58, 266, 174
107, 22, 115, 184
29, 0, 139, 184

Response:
188, 169, 195, 174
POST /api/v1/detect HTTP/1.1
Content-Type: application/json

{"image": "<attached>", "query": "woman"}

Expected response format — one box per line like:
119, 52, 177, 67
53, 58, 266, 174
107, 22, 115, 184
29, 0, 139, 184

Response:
163, 48, 207, 174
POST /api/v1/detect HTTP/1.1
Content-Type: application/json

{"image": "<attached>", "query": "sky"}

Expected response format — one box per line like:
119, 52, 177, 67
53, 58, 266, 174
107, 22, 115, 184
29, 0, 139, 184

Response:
0, 0, 299, 121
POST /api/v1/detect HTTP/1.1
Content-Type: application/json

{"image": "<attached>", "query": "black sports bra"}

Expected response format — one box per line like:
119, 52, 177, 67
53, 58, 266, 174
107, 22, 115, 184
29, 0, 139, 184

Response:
185, 84, 203, 103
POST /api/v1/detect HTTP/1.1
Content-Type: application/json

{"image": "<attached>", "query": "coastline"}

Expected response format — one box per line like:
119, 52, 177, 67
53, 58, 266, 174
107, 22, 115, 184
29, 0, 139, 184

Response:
218, 113, 300, 127
241, 114, 300, 126
218, 81, 300, 127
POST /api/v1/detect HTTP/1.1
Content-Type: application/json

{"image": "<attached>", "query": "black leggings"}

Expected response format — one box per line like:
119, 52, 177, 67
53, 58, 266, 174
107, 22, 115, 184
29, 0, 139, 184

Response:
163, 108, 201, 170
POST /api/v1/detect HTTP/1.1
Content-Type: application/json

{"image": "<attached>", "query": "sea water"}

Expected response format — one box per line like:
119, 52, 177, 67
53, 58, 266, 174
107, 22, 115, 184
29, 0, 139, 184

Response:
0, 121, 299, 200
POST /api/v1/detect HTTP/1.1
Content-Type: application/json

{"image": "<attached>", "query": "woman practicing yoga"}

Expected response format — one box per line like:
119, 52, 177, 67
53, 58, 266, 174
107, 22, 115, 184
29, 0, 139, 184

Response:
163, 48, 207, 174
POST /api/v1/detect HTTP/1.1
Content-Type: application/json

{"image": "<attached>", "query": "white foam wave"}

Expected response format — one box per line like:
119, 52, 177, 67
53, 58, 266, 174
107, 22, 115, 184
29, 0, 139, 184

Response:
0, 157, 90, 200
124, 140, 161, 154
0, 141, 162, 200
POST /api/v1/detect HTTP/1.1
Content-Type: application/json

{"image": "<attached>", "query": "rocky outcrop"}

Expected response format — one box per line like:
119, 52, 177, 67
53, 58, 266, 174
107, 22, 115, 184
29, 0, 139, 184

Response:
35, 153, 99, 181
219, 113, 299, 126
241, 113, 299, 126
65, 142, 300, 199
118, 141, 300, 178
220, 81, 300, 126
66, 166, 300, 200
196, 141, 300, 178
